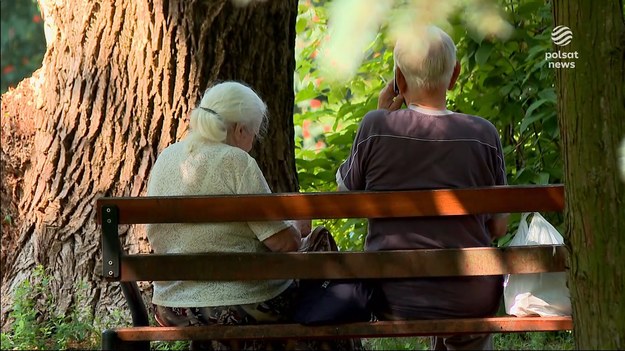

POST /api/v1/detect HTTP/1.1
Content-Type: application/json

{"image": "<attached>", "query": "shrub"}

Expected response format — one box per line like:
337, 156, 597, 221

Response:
0, 265, 99, 350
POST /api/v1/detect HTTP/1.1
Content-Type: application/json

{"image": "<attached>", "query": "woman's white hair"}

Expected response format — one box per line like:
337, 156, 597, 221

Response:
186, 81, 268, 151
394, 26, 457, 91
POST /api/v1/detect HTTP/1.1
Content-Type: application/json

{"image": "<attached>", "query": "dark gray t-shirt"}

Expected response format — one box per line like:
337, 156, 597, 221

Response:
337, 107, 507, 319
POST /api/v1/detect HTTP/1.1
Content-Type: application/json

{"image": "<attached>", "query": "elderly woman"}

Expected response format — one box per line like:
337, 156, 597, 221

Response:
146, 81, 305, 350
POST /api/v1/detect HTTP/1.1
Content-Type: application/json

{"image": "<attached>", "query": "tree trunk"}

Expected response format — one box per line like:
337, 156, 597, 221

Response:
553, 0, 625, 348
0, 0, 298, 330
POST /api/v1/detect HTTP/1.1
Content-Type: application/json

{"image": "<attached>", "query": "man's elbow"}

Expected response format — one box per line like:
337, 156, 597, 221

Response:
491, 227, 507, 239
489, 214, 510, 239
336, 169, 350, 191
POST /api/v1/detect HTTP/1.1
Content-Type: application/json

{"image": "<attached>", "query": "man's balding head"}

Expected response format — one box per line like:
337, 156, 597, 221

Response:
394, 26, 457, 92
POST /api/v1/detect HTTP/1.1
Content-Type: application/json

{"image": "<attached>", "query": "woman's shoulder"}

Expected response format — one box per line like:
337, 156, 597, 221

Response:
201, 143, 257, 172
221, 143, 254, 162
160, 141, 259, 176
151, 141, 186, 169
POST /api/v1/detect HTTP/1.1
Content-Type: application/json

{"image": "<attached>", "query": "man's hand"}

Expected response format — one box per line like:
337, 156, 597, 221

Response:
378, 79, 404, 111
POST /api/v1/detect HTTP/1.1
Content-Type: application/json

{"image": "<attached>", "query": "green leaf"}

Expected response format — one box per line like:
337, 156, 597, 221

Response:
466, 28, 485, 45
475, 42, 494, 66
524, 98, 550, 118
538, 88, 556, 102
296, 17, 307, 34
294, 83, 319, 103
326, 132, 356, 147
535, 172, 550, 185
527, 44, 547, 60
520, 112, 546, 133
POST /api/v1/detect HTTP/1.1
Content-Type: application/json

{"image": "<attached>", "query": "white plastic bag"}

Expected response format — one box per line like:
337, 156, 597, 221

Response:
503, 212, 572, 317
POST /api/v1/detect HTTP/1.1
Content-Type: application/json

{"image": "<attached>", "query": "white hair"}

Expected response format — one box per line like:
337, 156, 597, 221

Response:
186, 81, 268, 151
394, 26, 457, 91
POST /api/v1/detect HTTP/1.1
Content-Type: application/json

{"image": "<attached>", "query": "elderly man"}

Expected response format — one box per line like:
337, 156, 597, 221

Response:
336, 26, 509, 350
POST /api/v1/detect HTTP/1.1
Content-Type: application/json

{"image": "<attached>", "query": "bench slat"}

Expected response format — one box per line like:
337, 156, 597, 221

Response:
117, 245, 567, 281
96, 185, 564, 224
109, 317, 573, 341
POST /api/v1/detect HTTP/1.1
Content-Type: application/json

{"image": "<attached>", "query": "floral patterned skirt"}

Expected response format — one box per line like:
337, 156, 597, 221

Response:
154, 282, 364, 351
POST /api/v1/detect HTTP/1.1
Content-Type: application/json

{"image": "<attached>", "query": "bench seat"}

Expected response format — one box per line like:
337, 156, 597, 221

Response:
105, 317, 573, 341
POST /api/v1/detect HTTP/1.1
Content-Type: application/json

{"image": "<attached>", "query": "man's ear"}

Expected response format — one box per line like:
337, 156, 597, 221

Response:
448, 61, 461, 90
396, 66, 408, 94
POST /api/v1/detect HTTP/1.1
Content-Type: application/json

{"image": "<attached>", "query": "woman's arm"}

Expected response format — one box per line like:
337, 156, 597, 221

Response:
262, 226, 302, 252
292, 220, 312, 237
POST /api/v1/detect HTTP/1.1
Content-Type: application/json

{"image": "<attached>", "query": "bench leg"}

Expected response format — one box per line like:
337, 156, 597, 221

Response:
102, 329, 150, 351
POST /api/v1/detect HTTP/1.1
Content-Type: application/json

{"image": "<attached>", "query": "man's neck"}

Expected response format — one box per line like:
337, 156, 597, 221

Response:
405, 87, 448, 110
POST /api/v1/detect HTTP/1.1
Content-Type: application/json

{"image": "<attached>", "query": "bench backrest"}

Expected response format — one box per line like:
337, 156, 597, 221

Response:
96, 185, 565, 281
96, 184, 565, 328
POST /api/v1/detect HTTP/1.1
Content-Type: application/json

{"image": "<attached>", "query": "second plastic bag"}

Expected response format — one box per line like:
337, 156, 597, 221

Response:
503, 212, 572, 317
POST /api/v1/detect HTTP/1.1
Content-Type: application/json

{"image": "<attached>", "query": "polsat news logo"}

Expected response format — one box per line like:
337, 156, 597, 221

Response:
545, 25, 578, 69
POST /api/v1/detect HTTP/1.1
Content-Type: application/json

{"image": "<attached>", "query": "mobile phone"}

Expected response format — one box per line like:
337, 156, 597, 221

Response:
393, 67, 399, 95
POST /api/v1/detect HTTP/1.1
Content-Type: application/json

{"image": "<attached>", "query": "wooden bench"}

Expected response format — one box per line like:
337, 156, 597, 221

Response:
96, 184, 572, 350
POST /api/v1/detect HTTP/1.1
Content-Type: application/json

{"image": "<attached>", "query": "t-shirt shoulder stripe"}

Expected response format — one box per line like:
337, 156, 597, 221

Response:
341, 134, 506, 183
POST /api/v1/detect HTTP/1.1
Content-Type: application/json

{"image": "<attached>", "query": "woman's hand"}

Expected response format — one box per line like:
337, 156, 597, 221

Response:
378, 79, 404, 111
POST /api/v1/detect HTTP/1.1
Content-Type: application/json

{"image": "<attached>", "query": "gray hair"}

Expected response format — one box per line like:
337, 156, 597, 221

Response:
186, 81, 268, 150
394, 26, 457, 91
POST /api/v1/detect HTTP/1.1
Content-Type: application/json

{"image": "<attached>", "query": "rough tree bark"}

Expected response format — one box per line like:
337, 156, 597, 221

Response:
0, 0, 298, 329
553, 0, 625, 348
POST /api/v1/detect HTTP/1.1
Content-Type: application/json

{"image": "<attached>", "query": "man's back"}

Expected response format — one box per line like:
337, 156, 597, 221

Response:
337, 105, 506, 319
340, 106, 506, 250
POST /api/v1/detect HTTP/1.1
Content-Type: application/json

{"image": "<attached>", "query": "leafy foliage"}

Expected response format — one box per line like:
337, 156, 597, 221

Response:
0, 265, 100, 350
294, 0, 563, 250
363, 332, 574, 350
0, 0, 46, 94
0, 265, 194, 350
494, 331, 574, 350
364, 336, 429, 350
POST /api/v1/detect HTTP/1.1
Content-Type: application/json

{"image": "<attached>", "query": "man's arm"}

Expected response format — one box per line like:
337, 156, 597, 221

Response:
336, 169, 349, 191
336, 80, 396, 192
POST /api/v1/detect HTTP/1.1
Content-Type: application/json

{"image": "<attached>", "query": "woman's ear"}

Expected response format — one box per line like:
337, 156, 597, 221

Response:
228, 122, 240, 137
226, 123, 244, 143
